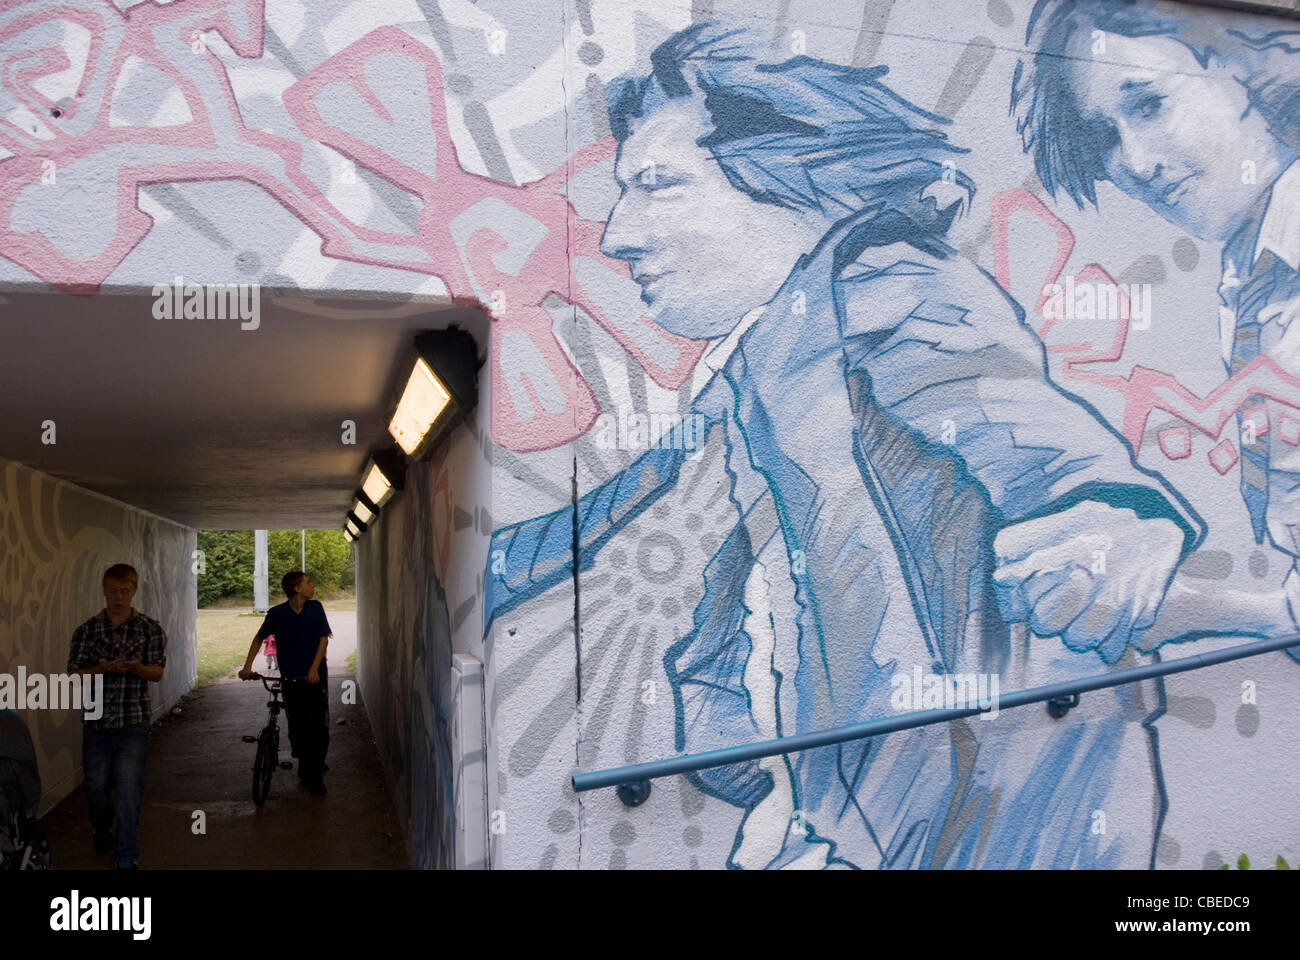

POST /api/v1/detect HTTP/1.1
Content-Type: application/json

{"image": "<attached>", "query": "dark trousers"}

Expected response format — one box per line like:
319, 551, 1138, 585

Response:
282, 678, 329, 778
82, 723, 148, 860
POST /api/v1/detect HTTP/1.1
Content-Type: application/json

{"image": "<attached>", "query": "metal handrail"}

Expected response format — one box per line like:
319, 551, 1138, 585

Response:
571, 633, 1300, 794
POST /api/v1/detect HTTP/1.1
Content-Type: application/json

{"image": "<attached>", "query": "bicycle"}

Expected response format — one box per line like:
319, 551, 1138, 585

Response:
240, 673, 294, 806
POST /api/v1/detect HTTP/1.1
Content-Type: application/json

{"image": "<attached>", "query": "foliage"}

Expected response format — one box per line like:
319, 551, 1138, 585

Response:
196, 531, 255, 607
197, 530, 353, 607
1218, 854, 1291, 870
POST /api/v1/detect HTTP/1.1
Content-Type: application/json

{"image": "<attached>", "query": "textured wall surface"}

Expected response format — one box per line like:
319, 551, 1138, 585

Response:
0, 456, 197, 815
354, 382, 492, 870
4, 0, 1300, 869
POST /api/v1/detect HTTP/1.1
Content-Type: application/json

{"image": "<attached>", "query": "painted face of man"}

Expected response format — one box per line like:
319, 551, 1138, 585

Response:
600, 91, 828, 340
1064, 31, 1292, 242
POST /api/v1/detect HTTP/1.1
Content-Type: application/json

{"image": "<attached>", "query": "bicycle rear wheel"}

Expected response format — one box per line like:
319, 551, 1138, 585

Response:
252, 728, 277, 806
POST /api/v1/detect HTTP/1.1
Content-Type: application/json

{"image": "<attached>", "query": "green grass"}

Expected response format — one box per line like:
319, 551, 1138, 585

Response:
195, 610, 262, 687
196, 602, 356, 686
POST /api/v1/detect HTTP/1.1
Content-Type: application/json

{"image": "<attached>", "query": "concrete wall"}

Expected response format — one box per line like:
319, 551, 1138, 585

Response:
0, 456, 197, 815
354, 375, 492, 870
5, 0, 1300, 869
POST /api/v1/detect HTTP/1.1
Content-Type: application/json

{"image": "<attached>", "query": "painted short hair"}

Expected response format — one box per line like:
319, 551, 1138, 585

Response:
281, 571, 306, 599
103, 563, 138, 587
1012, 0, 1300, 208
608, 21, 975, 242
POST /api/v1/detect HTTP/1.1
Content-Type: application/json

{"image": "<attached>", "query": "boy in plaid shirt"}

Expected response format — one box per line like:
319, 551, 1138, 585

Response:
67, 563, 167, 869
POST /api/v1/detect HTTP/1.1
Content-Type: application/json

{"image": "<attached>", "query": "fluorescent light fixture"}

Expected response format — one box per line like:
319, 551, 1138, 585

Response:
345, 510, 368, 534
351, 496, 375, 525
361, 460, 395, 508
389, 357, 452, 455
343, 527, 355, 543
344, 517, 361, 539
384, 327, 479, 462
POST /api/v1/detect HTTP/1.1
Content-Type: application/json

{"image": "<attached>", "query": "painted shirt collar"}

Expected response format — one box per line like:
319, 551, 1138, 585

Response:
1226, 159, 1300, 277
1253, 159, 1300, 272
701, 305, 767, 376
1218, 161, 1300, 365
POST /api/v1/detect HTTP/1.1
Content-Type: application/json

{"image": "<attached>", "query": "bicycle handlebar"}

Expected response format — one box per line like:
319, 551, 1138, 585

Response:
245, 672, 313, 691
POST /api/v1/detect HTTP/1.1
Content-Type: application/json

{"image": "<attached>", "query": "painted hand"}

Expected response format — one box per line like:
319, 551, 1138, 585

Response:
992, 500, 1183, 658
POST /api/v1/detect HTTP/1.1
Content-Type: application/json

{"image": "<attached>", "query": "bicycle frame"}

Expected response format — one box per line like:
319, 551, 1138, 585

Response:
242, 673, 295, 806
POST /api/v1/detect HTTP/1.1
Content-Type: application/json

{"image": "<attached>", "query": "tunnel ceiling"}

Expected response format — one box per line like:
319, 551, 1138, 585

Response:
0, 289, 486, 530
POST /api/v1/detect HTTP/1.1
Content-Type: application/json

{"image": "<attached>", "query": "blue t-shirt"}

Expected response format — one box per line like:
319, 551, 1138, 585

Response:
256, 600, 331, 679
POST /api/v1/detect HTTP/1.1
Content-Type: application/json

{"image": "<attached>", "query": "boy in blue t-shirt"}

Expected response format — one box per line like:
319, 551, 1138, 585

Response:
239, 571, 331, 794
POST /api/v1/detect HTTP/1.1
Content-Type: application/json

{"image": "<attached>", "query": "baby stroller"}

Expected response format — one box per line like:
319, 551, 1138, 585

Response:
0, 710, 51, 869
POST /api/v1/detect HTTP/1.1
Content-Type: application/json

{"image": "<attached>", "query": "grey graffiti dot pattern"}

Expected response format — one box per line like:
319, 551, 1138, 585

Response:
1166, 694, 1216, 728
1156, 833, 1181, 866
1235, 702, 1260, 737
610, 821, 636, 846
637, 531, 684, 584
986, 0, 1013, 28
1172, 238, 1200, 272
446, 73, 474, 97
549, 808, 575, 834
235, 250, 261, 275
1179, 549, 1233, 580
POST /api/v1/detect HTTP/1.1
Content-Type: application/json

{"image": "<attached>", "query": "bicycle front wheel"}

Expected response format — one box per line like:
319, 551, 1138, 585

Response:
252, 728, 276, 806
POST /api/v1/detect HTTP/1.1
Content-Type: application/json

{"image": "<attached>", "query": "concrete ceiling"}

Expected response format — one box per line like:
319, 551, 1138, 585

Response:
0, 289, 487, 529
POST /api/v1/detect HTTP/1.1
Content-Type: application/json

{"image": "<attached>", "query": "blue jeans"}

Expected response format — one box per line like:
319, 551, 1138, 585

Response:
82, 723, 148, 860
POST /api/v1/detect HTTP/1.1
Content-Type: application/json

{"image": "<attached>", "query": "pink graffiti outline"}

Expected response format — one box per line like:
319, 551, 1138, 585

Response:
993, 186, 1300, 458
0, 7, 703, 452
280, 25, 704, 450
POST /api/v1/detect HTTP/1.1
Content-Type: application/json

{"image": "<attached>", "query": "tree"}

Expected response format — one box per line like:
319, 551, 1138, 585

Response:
198, 530, 353, 606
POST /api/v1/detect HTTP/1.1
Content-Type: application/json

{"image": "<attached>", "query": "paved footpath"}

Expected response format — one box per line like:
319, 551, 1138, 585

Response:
41, 671, 409, 869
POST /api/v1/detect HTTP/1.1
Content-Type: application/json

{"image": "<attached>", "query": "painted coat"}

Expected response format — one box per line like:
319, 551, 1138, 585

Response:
485, 211, 1204, 868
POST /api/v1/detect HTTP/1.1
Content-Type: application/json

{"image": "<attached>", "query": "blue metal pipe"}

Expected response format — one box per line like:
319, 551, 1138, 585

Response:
571, 633, 1300, 793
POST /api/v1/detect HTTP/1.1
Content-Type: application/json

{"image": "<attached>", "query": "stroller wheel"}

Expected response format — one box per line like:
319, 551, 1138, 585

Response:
26, 834, 51, 870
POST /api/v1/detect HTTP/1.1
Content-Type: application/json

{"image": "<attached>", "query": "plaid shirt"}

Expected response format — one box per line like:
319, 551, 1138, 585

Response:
67, 609, 167, 730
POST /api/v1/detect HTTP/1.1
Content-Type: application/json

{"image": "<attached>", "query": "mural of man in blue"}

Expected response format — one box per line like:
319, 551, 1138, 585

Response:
487, 22, 1205, 868
1013, 0, 1300, 657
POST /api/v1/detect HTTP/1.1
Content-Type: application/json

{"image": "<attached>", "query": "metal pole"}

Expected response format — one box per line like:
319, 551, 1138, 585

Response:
571, 632, 1300, 793
253, 529, 268, 614
301, 529, 305, 571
